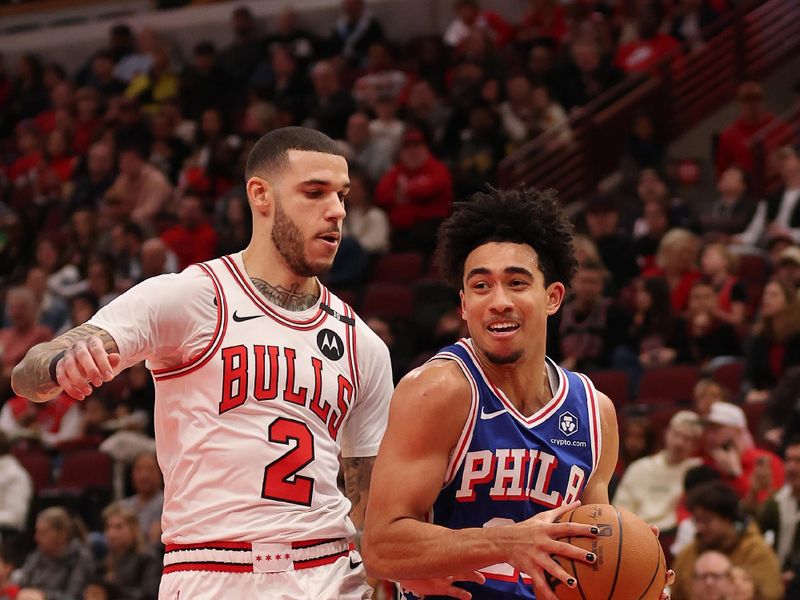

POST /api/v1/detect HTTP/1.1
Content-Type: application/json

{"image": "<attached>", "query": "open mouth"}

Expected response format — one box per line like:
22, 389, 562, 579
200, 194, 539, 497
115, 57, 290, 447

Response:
317, 232, 340, 246
487, 322, 520, 334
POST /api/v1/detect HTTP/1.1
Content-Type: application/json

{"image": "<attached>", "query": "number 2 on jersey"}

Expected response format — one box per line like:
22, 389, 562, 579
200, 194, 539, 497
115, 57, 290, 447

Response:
262, 418, 315, 506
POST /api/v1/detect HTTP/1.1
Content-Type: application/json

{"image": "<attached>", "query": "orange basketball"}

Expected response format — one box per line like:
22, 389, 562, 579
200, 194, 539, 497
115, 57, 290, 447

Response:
552, 504, 666, 600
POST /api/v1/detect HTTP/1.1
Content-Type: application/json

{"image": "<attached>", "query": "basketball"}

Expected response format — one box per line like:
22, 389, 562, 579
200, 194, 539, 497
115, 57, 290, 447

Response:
552, 504, 666, 600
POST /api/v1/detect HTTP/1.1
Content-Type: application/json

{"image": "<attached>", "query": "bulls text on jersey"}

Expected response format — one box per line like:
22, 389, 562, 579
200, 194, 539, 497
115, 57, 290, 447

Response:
219, 344, 354, 441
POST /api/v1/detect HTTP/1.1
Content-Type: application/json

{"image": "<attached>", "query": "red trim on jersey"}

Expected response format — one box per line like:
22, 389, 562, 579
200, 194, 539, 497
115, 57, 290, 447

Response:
577, 372, 602, 474
438, 352, 479, 487
221, 255, 329, 330
163, 562, 253, 574
459, 339, 568, 428
165, 541, 251, 553
152, 263, 228, 381
293, 548, 351, 569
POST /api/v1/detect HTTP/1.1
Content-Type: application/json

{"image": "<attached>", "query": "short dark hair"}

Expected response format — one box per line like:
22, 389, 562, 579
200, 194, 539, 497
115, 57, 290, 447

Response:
244, 127, 344, 180
436, 186, 577, 289
686, 481, 741, 522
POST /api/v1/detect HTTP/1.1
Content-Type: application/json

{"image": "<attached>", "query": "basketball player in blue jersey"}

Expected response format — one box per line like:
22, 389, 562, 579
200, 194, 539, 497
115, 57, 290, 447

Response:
363, 187, 674, 600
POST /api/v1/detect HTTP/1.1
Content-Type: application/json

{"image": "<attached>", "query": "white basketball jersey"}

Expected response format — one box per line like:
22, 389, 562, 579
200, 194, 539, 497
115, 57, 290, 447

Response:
89, 253, 392, 545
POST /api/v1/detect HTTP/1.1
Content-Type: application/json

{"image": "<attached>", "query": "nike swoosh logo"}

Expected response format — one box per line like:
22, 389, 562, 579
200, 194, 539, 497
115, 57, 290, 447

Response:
480, 407, 507, 420
349, 557, 363, 569
232, 311, 265, 322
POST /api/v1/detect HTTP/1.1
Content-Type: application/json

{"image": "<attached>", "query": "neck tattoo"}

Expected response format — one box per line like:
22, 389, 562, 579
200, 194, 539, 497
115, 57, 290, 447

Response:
250, 278, 318, 311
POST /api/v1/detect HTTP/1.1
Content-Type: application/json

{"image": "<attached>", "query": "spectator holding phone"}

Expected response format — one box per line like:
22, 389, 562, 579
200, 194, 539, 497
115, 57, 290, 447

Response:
702, 402, 784, 506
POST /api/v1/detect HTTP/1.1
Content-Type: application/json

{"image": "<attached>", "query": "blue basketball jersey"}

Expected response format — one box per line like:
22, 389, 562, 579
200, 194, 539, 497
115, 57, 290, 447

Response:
403, 338, 602, 600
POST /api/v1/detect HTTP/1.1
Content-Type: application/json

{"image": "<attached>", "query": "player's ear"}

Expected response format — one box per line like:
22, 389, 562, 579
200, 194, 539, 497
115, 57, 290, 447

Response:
246, 176, 273, 215
545, 282, 566, 316
459, 289, 467, 321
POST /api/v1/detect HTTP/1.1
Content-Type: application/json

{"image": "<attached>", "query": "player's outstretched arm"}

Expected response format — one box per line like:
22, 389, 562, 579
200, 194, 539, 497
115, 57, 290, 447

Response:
12, 324, 120, 403
362, 362, 596, 600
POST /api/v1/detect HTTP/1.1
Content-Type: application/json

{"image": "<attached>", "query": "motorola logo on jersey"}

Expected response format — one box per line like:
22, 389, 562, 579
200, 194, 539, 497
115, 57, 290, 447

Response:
317, 329, 344, 361
558, 411, 578, 437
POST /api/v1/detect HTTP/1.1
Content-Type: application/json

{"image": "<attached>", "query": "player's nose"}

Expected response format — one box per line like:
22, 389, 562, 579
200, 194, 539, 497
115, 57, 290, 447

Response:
488, 286, 514, 311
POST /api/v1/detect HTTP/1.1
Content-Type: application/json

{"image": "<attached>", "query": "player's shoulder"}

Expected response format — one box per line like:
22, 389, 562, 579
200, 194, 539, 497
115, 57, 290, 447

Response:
123, 265, 217, 318
395, 358, 471, 409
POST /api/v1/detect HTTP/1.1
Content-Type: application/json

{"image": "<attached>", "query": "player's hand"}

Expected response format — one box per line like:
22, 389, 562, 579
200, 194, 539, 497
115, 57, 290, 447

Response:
54, 334, 121, 401
508, 501, 598, 600
649, 526, 675, 600
398, 571, 486, 600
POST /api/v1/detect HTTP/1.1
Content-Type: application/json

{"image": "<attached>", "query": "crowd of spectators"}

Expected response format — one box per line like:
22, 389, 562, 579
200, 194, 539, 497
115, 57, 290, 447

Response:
0, 0, 799, 598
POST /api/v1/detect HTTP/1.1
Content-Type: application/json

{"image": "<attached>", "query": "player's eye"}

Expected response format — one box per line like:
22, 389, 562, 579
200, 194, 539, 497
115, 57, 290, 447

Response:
306, 189, 324, 199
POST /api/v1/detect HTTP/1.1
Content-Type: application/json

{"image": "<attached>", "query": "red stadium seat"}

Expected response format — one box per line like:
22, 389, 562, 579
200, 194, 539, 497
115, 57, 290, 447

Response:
736, 253, 767, 287
360, 283, 414, 320
371, 252, 425, 284
638, 365, 700, 403
55, 449, 113, 490
587, 370, 630, 409
16, 452, 52, 493
711, 360, 744, 397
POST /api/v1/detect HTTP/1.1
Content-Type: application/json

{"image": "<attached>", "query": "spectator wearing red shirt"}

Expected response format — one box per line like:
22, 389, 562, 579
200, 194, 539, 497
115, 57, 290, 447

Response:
701, 402, 784, 506
517, 0, 568, 47
33, 81, 72, 137
161, 194, 218, 270
375, 128, 453, 252
7, 122, 42, 183
715, 82, 783, 177
642, 228, 703, 313
615, 0, 681, 75
443, 0, 514, 51
43, 129, 74, 184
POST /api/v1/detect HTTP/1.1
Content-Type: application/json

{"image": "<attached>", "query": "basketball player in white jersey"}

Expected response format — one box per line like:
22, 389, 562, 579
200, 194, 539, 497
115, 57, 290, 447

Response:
363, 188, 674, 600
12, 127, 393, 599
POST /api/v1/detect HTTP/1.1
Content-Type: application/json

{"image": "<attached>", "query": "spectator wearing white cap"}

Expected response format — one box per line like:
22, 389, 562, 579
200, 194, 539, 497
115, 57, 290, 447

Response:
614, 410, 703, 533
702, 401, 784, 507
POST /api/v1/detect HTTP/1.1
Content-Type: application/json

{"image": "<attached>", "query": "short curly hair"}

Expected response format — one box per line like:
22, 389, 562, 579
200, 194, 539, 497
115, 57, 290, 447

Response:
436, 187, 577, 289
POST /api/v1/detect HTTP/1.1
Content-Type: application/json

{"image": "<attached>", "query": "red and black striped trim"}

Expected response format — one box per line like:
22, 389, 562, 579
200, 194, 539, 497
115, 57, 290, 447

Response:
152, 263, 228, 381
293, 546, 353, 570
165, 541, 250, 553
162, 562, 252, 575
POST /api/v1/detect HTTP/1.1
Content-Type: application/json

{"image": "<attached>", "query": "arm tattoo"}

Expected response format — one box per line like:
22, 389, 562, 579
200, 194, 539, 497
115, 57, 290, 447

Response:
342, 456, 376, 539
11, 324, 119, 402
250, 278, 318, 311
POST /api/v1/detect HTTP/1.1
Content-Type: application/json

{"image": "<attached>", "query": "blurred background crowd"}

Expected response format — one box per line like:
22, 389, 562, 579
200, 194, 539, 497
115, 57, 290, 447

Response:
0, 0, 799, 598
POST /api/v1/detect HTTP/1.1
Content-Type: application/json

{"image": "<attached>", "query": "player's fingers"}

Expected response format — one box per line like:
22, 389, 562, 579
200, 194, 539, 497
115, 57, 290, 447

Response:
547, 539, 597, 564
450, 571, 486, 585
108, 353, 122, 369
540, 555, 578, 590
57, 352, 92, 399
85, 336, 114, 380
541, 500, 581, 523
530, 569, 563, 600
548, 521, 598, 539
67, 341, 102, 388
